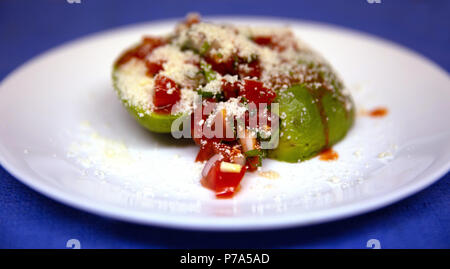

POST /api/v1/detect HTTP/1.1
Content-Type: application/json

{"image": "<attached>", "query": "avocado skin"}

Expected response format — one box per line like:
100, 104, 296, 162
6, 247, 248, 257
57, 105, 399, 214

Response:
268, 84, 354, 163
112, 68, 182, 133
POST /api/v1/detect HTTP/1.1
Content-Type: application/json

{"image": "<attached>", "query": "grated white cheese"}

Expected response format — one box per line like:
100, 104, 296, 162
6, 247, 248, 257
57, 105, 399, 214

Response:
171, 88, 199, 114
204, 97, 247, 129
149, 44, 200, 88
199, 75, 224, 94
115, 21, 350, 118
115, 59, 154, 113
175, 23, 259, 61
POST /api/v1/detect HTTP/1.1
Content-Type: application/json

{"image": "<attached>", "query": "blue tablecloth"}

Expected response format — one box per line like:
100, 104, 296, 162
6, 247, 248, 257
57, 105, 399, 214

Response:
0, 0, 449, 248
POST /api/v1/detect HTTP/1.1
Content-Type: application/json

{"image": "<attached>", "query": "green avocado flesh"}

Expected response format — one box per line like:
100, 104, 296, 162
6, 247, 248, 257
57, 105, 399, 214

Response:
268, 84, 355, 163
112, 64, 354, 160
113, 70, 354, 158
124, 103, 180, 133
112, 69, 182, 133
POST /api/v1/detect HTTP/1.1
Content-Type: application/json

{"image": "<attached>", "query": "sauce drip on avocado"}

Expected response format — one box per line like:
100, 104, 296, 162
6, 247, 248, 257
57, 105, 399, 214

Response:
319, 148, 339, 161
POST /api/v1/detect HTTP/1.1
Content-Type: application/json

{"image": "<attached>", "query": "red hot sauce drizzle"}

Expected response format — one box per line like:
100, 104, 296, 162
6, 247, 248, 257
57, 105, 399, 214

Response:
319, 148, 339, 161
368, 107, 388, 118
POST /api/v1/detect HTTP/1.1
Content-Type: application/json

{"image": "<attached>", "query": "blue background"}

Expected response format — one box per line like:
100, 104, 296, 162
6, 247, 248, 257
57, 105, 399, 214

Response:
0, 0, 449, 248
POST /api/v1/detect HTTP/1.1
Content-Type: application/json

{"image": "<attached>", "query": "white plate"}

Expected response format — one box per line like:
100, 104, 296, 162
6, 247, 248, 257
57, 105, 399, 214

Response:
1, 17, 449, 230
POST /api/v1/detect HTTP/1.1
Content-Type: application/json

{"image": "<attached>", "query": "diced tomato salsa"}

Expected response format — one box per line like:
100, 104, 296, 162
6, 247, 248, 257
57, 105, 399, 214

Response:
240, 79, 276, 105
115, 36, 166, 67
115, 16, 290, 198
252, 34, 298, 52
153, 75, 181, 114
186, 59, 276, 197
145, 60, 164, 77
201, 159, 247, 198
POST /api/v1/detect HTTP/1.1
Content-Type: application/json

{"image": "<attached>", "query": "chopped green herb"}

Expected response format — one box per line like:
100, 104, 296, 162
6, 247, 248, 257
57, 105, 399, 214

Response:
244, 149, 262, 157
199, 41, 211, 55
197, 90, 214, 98
246, 153, 263, 169
214, 92, 225, 102
200, 61, 217, 83
232, 55, 240, 69
257, 156, 262, 167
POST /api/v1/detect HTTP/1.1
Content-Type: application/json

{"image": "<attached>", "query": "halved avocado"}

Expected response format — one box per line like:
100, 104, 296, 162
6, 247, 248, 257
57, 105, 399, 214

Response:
268, 84, 354, 163
112, 68, 182, 133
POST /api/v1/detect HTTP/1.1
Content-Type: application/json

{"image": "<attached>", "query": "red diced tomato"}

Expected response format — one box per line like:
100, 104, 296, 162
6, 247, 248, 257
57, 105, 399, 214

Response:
253, 36, 273, 46
252, 35, 288, 52
191, 101, 218, 146
115, 36, 166, 67
246, 156, 260, 172
216, 108, 237, 141
185, 13, 200, 27
221, 79, 240, 99
205, 56, 236, 75
153, 75, 180, 113
213, 142, 239, 162
195, 139, 222, 162
240, 79, 276, 105
145, 60, 164, 76
238, 60, 261, 79
258, 105, 272, 128
196, 140, 242, 163
205, 54, 262, 79
196, 143, 215, 162
202, 160, 247, 198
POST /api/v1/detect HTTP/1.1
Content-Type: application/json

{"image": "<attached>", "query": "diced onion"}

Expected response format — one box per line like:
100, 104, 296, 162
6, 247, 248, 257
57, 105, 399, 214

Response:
201, 154, 222, 178
239, 129, 256, 153
220, 162, 242, 173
